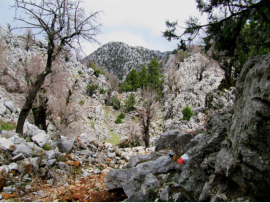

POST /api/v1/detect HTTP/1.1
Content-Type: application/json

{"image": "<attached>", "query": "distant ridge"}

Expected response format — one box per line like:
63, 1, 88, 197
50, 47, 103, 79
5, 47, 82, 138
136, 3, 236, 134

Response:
82, 41, 170, 78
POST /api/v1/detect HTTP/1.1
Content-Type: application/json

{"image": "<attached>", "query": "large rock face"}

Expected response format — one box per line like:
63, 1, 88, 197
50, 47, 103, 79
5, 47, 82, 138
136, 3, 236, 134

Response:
175, 53, 270, 201
207, 53, 270, 201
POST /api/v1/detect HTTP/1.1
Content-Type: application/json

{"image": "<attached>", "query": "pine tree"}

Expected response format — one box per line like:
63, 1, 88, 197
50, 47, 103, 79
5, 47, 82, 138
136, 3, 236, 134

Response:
163, 0, 270, 89
125, 93, 136, 111
147, 57, 163, 96
139, 65, 148, 89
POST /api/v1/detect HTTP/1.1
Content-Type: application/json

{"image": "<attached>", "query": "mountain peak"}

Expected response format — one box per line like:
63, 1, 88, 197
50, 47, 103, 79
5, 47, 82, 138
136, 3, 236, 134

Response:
83, 41, 170, 78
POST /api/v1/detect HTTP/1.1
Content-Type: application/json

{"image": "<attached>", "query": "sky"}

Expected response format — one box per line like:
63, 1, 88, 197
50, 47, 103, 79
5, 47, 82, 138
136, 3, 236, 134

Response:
0, 0, 207, 56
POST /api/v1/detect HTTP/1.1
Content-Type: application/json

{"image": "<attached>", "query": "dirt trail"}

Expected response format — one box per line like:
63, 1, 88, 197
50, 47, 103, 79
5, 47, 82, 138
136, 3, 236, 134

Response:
3, 173, 126, 202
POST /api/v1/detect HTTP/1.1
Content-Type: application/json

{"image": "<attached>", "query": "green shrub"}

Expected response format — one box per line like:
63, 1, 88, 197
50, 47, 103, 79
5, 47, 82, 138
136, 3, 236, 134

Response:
43, 144, 51, 151
118, 112, 125, 119
115, 118, 122, 124
0, 121, 15, 131
78, 70, 82, 75
182, 105, 193, 121
112, 96, 121, 110
99, 89, 105, 94
78, 100, 85, 105
125, 93, 136, 111
86, 84, 98, 96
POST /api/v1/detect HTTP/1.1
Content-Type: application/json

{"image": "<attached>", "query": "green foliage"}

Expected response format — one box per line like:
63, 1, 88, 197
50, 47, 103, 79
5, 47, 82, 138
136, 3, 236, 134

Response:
88, 60, 105, 77
78, 100, 85, 105
78, 70, 82, 75
163, 0, 270, 89
115, 117, 122, 124
139, 65, 148, 89
118, 112, 125, 119
172, 49, 178, 54
125, 93, 136, 111
182, 105, 193, 121
121, 69, 140, 92
118, 74, 123, 80
99, 89, 105, 94
0, 121, 15, 131
112, 96, 121, 110
147, 57, 163, 96
103, 132, 121, 145
88, 60, 96, 69
43, 144, 51, 151
57, 155, 68, 162
97, 165, 103, 170
86, 84, 98, 96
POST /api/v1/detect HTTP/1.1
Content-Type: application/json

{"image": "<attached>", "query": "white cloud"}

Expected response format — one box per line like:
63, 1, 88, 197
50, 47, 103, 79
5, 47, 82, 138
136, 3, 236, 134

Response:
84, 0, 205, 36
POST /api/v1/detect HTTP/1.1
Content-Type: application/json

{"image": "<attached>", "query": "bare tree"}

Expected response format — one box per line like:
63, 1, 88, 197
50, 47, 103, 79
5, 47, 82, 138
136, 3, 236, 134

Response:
106, 71, 119, 92
137, 86, 158, 147
23, 28, 34, 51
195, 54, 216, 81
165, 67, 183, 96
12, 0, 102, 136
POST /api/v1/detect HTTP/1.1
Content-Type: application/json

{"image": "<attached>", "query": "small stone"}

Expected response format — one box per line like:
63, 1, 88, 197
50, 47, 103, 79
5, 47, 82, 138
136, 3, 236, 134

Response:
48, 159, 56, 166
25, 185, 32, 193
94, 169, 101, 174
8, 163, 18, 171
12, 153, 26, 161
160, 185, 169, 202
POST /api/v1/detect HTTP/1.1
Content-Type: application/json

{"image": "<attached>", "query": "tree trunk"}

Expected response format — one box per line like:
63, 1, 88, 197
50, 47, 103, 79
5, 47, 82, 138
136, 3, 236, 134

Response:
144, 118, 150, 148
32, 106, 47, 132
16, 49, 53, 137
16, 72, 50, 136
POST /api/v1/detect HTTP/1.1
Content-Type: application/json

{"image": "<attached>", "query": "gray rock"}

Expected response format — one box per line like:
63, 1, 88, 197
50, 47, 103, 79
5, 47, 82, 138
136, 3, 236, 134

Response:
59, 136, 74, 153
31, 132, 49, 148
4, 101, 16, 113
48, 159, 56, 167
27, 142, 44, 154
160, 185, 170, 202
58, 162, 70, 172
173, 192, 184, 202
18, 159, 33, 174
94, 169, 101, 174
8, 134, 27, 145
45, 150, 56, 160
8, 162, 18, 171
40, 159, 48, 167
12, 144, 32, 157
155, 129, 193, 156
89, 144, 97, 151
96, 157, 105, 164
126, 154, 151, 168
24, 185, 32, 193
30, 157, 41, 173
124, 184, 149, 202
105, 168, 138, 190
0, 138, 15, 151
158, 174, 169, 184
1, 130, 18, 139
3, 185, 16, 193
123, 174, 143, 198
137, 155, 176, 175
0, 193, 2, 200
107, 151, 116, 158
22, 174, 32, 182
0, 102, 7, 116
144, 174, 160, 190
